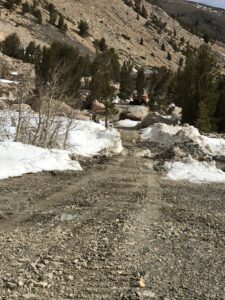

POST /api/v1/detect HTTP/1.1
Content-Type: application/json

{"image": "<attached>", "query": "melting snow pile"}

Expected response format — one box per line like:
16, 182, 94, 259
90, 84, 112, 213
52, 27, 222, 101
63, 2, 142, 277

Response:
68, 121, 123, 157
0, 111, 123, 180
0, 141, 82, 180
141, 123, 225, 183
165, 157, 225, 183
141, 123, 225, 157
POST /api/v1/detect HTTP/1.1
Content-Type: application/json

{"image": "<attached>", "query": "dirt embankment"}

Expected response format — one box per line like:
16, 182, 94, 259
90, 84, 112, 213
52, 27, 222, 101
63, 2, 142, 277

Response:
0, 130, 224, 299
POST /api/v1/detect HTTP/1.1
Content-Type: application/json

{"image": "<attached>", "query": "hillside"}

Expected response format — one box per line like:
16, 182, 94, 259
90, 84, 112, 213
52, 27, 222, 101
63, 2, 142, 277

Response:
0, 0, 203, 69
148, 0, 225, 43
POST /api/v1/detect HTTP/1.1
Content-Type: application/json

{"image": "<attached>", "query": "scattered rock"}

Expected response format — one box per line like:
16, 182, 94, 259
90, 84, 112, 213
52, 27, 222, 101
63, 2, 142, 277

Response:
119, 105, 149, 121
138, 277, 145, 288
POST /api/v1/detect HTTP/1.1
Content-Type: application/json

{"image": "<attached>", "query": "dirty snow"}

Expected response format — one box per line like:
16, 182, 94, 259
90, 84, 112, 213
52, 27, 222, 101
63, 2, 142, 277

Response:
165, 157, 225, 183
141, 123, 225, 183
141, 123, 225, 156
0, 141, 82, 180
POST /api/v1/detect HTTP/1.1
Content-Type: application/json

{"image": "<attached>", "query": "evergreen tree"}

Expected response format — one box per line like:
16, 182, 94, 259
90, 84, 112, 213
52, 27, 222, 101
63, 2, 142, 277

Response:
4, 0, 15, 10
25, 41, 42, 64
36, 41, 90, 100
91, 71, 116, 128
22, 1, 30, 14
78, 20, 89, 37
140, 37, 144, 45
173, 45, 219, 132
119, 61, 134, 100
141, 5, 148, 18
49, 4, 57, 25
167, 52, 172, 61
179, 57, 184, 67
149, 66, 173, 109
1, 33, 23, 59
134, 0, 141, 14
32, 0, 39, 11
203, 33, 210, 43
58, 14, 65, 30
136, 68, 145, 96
215, 76, 225, 132
92, 48, 120, 83
34, 9, 42, 24
63, 23, 68, 32
161, 43, 166, 51
49, 10, 58, 25
90, 49, 121, 126
14, 0, 22, 5
98, 38, 108, 52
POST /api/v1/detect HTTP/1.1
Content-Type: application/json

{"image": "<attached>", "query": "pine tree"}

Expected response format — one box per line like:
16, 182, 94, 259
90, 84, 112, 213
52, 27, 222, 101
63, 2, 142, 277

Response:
98, 38, 108, 52
90, 49, 120, 126
78, 20, 89, 37
22, 1, 30, 14
119, 61, 134, 100
136, 68, 145, 96
48, 4, 57, 25
49, 9, 58, 25
1, 33, 23, 59
134, 0, 141, 14
140, 37, 144, 45
173, 44, 219, 132
4, 0, 15, 10
58, 14, 65, 30
167, 52, 172, 61
215, 76, 225, 132
179, 57, 184, 67
25, 41, 42, 64
34, 9, 42, 24
141, 5, 148, 18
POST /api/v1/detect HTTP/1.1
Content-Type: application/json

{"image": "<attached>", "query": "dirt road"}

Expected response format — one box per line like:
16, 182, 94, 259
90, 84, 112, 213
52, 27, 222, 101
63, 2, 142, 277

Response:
0, 130, 224, 299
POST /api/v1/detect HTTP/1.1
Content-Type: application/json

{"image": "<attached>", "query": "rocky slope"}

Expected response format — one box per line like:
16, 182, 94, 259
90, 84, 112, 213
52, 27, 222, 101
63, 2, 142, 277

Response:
0, 0, 203, 68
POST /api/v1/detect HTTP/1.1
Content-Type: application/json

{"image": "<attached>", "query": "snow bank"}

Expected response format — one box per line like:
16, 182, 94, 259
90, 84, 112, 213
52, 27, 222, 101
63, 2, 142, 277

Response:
165, 157, 225, 183
0, 141, 82, 180
68, 121, 123, 157
202, 136, 225, 156
141, 123, 181, 146
0, 111, 123, 179
141, 123, 225, 157
115, 119, 140, 128
0, 111, 123, 157
142, 123, 225, 183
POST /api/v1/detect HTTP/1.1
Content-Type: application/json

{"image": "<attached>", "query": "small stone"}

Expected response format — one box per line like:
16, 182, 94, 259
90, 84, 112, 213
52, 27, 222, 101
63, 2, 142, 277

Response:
18, 280, 24, 287
22, 294, 38, 300
68, 275, 74, 281
138, 277, 145, 288
34, 281, 48, 288
143, 290, 155, 298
